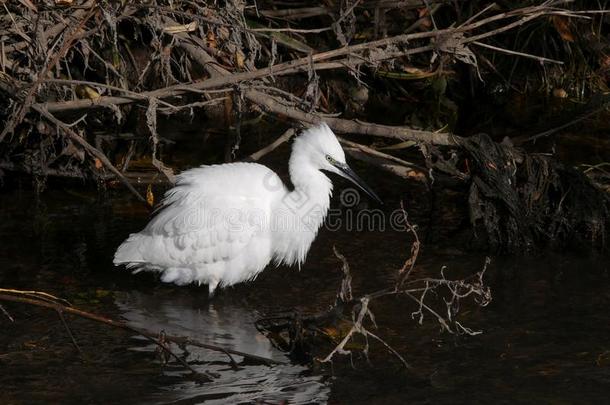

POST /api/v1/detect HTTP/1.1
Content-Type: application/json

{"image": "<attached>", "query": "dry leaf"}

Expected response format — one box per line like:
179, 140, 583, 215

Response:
235, 50, 245, 69
206, 31, 217, 49
217, 27, 230, 41
55, 0, 73, 6
420, 18, 432, 30
596, 350, 610, 367
407, 171, 427, 182
552, 16, 575, 42
320, 319, 354, 341
75, 85, 100, 100
94, 158, 103, 169
61, 141, 85, 162
162, 21, 197, 34
18, 0, 37, 12
552, 88, 568, 98
403, 66, 424, 74
112, 50, 120, 69
146, 184, 154, 207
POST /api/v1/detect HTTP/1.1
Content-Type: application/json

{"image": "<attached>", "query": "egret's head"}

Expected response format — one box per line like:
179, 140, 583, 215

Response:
293, 122, 382, 204
295, 122, 345, 171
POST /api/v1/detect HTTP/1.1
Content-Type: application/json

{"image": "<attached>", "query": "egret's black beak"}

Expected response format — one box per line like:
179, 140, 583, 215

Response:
334, 163, 383, 205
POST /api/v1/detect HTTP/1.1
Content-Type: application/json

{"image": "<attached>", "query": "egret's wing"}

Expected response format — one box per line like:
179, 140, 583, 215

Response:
142, 184, 269, 266
115, 163, 282, 276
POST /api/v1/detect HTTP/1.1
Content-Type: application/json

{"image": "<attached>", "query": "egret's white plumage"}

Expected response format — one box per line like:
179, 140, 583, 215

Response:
114, 123, 379, 295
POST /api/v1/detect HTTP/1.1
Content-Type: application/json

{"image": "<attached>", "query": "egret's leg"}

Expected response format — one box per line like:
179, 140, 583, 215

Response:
208, 280, 219, 298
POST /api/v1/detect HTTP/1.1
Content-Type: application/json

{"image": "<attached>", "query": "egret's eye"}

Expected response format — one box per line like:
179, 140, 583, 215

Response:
326, 155, 334, 163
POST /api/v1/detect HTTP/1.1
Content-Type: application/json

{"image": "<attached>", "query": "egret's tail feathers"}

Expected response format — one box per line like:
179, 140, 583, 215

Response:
113, 231, 266, 296
114, 234, 199, 286
114, 233, 148, 266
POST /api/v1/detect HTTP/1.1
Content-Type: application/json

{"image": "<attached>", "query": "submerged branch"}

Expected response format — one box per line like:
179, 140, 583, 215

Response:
0, 289, 283, 374
258, 208, 492, 369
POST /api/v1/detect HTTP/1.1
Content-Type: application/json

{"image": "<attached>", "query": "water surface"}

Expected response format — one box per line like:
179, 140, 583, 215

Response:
0, 182, 609, 404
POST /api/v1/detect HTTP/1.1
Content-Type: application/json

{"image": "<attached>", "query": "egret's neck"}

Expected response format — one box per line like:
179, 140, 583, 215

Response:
272, 149, 333, 267
288, 149, 333, 202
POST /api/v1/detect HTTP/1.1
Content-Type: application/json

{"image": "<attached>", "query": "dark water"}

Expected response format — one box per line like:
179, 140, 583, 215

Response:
1, 182, 609, 404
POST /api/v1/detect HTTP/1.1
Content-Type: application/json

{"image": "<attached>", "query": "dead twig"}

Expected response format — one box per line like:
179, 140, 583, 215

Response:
57, 310, 84, 356
514, 102, 610, 145
259, 7, 330, 20
0, 292, 215, 381
244, 128, 296, 162
344, 148, 427, 182
35, 2, 577, 121
0, 304, 14, 322
338, 136, 427, 173
32, 105, 147, 205
0, 288, 72, 306
472, 40, 564, 64
0, 4, 99, 142
245, 89, 459, 145
396, 203, 421, 288
4, 0, 96, 54
313, 207, 491, 368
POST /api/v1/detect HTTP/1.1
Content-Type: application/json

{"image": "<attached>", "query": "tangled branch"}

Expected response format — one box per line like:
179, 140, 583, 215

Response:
252, 205, 492, 369
315, 207, 492, 368
1, 0, 605, 196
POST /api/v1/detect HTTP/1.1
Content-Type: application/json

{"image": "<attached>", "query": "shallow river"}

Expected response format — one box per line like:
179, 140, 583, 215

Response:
0, 179, 609, 403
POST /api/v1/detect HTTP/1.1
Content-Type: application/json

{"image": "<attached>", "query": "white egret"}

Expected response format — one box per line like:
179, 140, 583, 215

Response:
114, 123, 381, 295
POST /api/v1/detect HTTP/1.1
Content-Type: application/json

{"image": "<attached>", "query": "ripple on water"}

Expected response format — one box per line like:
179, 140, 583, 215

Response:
115, 291, 330, 404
